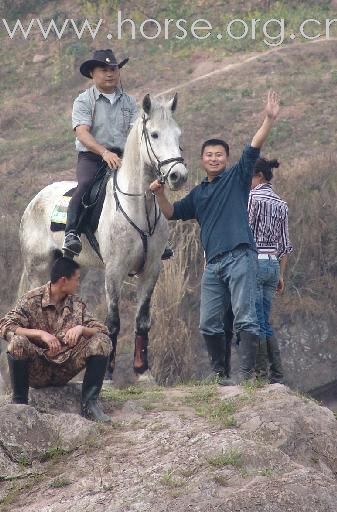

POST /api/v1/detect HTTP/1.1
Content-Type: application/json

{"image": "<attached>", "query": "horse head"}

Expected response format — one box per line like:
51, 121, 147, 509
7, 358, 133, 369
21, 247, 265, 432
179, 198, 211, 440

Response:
140, 93, 188, 191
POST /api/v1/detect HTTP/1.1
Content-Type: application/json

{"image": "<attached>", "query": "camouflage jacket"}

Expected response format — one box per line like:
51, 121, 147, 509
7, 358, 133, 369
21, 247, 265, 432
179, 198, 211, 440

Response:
0, 283, 108, 362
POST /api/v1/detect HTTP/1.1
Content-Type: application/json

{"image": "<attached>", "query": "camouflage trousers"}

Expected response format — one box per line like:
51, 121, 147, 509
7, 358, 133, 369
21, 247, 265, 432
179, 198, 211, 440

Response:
7, 334, 111, 388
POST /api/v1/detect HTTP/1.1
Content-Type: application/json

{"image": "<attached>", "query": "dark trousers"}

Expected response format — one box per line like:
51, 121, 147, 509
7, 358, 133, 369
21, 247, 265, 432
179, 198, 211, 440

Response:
65, 148, 122, 234
65, 152, 102, 233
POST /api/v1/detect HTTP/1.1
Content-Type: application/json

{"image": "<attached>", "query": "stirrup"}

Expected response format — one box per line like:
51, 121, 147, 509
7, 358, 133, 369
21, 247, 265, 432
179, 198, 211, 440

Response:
62, 232, 82, 256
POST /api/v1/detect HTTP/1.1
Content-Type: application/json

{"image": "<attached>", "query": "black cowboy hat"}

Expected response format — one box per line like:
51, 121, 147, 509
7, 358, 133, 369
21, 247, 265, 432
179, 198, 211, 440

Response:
80, 49, 129, 78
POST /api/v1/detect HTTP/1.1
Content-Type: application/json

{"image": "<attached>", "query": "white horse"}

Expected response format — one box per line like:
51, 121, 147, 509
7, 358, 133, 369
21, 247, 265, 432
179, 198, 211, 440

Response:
19, 93, 188, 377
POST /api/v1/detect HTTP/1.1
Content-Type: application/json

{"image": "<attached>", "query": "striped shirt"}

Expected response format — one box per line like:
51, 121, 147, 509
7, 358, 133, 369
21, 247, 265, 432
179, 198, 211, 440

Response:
248, 183, 293, 259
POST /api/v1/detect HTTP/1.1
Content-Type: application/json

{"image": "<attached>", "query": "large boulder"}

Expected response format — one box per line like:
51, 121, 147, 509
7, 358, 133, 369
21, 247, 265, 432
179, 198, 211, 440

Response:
0, 401, 97, 482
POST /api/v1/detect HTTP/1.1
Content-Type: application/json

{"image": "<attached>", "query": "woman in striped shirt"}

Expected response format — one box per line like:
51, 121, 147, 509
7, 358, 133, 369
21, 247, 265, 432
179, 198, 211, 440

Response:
248, 158, 293, 383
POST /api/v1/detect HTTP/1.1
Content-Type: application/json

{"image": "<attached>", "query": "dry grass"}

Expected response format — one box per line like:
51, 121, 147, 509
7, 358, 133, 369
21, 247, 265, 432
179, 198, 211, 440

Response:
149, 221, 204, 385
275, 152, 337, 319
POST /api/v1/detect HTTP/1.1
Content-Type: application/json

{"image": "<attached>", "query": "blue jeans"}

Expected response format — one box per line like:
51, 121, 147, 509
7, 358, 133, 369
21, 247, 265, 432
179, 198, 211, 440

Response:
200, 246, 259, 336
255, 258, 280, 339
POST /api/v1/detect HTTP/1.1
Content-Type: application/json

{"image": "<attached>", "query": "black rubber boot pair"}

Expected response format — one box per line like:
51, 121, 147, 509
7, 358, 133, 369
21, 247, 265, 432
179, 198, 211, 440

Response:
203, 334, 234, 386
81, 356, 112, 422
7, 353, 30, 404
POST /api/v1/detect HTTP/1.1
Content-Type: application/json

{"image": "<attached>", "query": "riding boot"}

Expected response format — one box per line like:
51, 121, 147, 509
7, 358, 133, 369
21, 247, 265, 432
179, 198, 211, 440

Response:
7, 353, 29, 405
81, 355, 111, 422
62, 201, 82, 256
267, 335, 284, 384
133, 334, 149, 374
238, 331, 259, 382
255, 337, 268, 380
161, 246, 174, 260
203, 334, 234, 385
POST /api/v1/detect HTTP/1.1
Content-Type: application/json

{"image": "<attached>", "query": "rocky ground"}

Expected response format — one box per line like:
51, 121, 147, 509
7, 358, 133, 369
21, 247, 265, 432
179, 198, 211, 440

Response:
0, 381, 336, 512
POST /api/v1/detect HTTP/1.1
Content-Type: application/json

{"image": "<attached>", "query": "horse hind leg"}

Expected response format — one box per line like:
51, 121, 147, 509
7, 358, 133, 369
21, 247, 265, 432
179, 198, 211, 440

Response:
105, 275, 123, 380
105, 303, 120, 379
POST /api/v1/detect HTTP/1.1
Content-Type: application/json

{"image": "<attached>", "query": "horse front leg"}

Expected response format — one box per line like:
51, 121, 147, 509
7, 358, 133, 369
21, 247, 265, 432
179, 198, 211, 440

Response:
105, 273, 123, 380
134, 266, 160, 375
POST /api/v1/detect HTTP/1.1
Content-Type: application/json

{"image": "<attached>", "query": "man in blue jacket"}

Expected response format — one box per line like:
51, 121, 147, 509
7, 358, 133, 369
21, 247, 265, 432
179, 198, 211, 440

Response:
150, 90, 280, 384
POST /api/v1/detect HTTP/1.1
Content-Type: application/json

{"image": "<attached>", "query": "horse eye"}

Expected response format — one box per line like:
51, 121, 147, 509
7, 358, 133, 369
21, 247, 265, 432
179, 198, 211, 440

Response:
179, 145, 184, 152
151, 132, 159, 139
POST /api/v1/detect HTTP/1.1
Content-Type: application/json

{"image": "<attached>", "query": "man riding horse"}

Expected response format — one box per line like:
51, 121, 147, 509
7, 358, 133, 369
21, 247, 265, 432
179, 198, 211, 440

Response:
63, 49, 173, 261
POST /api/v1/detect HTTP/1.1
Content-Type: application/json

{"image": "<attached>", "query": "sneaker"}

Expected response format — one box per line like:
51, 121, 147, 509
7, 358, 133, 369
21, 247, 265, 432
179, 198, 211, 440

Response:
62, 232, 82, 256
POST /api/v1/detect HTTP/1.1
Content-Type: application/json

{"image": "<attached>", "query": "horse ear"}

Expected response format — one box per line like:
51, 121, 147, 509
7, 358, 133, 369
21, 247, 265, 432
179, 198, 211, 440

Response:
168, 93, 178, 112
142, 94, 152, 115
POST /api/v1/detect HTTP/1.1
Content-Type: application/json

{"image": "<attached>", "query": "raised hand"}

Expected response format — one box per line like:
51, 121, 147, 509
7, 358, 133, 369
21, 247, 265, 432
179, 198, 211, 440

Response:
265, 90, 280, 121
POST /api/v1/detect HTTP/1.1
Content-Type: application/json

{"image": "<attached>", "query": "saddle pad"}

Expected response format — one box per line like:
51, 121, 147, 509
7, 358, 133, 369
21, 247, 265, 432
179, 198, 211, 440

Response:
50, 188, 75, 232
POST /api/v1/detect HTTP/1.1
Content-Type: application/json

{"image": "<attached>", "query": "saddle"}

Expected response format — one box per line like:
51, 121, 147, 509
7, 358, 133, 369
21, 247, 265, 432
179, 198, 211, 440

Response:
50, 164, 111, 261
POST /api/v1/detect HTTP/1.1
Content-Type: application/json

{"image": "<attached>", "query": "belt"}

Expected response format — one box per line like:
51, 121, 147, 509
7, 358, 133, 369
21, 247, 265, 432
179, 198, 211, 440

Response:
208, 244, 250, 264
258, 254, 278, 260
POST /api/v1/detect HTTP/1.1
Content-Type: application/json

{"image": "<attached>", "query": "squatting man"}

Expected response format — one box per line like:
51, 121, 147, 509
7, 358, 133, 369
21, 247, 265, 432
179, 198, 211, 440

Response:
0, 256, 112, 422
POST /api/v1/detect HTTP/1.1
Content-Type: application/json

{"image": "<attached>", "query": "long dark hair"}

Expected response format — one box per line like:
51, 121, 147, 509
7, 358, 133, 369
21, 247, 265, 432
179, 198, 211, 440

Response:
253, 158, 280, 181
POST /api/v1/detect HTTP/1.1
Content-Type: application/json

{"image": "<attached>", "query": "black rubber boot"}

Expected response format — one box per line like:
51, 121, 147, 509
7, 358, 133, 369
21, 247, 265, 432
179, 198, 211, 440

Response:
238, 331, 259, 382
267, 336, 284, 384
62, 202, 82, 256
7, 353, 29, 404
224, 329, 232, 379
255, 337, 268, 379
203, 334, 234, 385
81, 356, 111, 422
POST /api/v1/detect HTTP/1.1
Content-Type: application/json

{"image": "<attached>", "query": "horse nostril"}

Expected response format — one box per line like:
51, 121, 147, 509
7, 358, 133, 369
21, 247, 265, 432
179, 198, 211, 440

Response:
170, 172, 179, 182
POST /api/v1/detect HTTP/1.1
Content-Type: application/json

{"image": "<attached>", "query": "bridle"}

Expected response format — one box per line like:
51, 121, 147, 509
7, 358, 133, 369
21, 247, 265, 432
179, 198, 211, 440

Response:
111, 116, 185, 275
141, 114, 185, 184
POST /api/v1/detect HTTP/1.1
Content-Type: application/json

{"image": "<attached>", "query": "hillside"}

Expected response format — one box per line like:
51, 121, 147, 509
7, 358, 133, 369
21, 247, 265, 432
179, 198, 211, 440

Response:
0, 0, 337, 392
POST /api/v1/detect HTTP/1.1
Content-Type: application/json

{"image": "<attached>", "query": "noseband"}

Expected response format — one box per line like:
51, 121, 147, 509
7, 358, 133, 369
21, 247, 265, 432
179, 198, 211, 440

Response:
141, 115, 185, 184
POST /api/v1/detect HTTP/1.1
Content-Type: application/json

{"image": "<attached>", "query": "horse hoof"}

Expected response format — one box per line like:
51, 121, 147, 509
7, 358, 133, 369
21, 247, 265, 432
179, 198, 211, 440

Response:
136, 370, 155, 384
